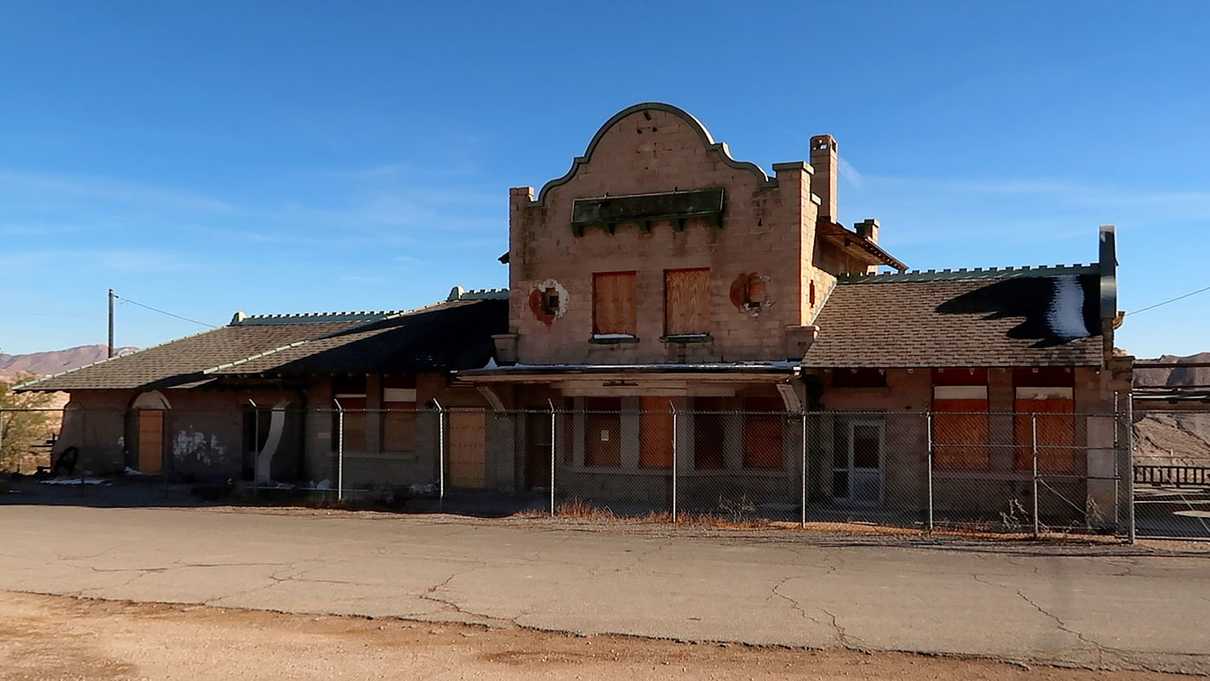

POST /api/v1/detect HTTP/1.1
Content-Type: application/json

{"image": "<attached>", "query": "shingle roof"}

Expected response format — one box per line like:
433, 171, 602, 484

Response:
17, 291, 509, 392
803, 265, 1105, 368
209, 298, 507, 375
17, 320, 359, 391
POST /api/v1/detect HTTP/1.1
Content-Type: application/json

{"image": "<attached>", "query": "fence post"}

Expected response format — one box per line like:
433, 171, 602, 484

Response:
670, 401, 678, 524
433, 399, 445, 508
1031, 412, 1039, 539
0, 411, 6, 467
801, 409, 807, 529
926, 411, 934, 534
548, 399, 556, 517
333, 400, 344, 502
1125, 394, 1136, 544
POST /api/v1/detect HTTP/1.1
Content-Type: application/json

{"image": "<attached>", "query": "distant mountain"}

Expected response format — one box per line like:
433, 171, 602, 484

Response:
0, 345, 138, 382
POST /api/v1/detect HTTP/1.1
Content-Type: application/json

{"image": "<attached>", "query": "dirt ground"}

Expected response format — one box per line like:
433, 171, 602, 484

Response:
0, 591, 1193, 681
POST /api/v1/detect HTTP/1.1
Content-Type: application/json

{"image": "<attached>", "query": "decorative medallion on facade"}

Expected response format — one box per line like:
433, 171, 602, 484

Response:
730, 272, 774, 316
528, 278, 568, 326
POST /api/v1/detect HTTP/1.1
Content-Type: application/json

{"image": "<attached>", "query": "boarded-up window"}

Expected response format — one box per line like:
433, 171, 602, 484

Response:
693, 396, 726, 470
382, 380, 417, 454
664, 268, 710, 335
593, 272, 637, 335
584, 397, 621, 467
932, 391, 990, 470
743, 396, 783, 470
639, 396, 673, 469
1014, 388, 1077, 473
448, 410, 487, 488
931, 369, 990, 471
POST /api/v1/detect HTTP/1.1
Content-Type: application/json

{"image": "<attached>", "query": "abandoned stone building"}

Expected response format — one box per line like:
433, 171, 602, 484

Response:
19, 102, 1133, 524
459, 102, 1132, 520
18, 290, 507, 488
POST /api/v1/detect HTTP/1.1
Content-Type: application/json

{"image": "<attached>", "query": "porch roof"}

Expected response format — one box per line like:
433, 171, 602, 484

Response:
458, 361, 798, 383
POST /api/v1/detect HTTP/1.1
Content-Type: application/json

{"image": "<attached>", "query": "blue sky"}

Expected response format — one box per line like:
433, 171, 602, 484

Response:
1, 2, 1208, 358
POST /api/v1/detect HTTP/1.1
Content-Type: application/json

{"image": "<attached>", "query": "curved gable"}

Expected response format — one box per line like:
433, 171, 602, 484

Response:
532, 102, 772, 206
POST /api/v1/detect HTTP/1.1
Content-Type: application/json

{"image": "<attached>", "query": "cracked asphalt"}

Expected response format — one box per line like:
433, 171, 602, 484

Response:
0, 505, 1207, 676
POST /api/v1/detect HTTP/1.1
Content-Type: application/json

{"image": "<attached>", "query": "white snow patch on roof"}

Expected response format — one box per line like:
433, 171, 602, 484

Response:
1046, 275, 1089, 338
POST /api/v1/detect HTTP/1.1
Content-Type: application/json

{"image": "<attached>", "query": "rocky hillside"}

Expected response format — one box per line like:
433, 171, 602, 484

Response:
1133, 352, 1210, 387
1132, 353, 1210, 465
0, 345, 137, 382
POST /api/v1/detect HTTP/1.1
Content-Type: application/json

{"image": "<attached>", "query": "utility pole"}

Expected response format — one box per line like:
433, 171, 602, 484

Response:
108, 288, 115, 358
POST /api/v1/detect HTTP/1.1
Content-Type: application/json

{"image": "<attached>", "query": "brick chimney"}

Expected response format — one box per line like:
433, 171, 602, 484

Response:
855, 218, 880, 244
810, 134, 838, 223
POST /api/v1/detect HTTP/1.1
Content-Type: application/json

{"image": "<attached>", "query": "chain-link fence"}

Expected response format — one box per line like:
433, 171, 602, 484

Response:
1131, 406, 1210, 540
535, 407, 1129, 538
4, 403, 1140, 539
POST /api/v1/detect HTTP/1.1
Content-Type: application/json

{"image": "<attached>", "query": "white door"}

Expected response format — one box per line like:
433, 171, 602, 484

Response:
833, 421, 883, 505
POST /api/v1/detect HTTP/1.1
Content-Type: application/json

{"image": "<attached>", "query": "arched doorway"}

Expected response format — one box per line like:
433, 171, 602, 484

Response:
131, 391, 171, 474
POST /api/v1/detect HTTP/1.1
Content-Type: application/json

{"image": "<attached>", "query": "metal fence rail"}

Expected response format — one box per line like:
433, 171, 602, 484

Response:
2, 404, 1144, 541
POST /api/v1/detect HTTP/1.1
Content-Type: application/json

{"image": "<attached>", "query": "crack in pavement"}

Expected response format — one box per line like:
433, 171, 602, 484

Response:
818, 607, 866, 650
415, 566, 519, 627
971, 571, 1178, 674
768, 576, 836, 640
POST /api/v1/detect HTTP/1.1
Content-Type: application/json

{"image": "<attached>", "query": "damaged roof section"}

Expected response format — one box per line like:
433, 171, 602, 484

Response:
17, 319, 361, 392
17, 294, 508, 392
803, 265, 1105, 368
209, 298, 507, 376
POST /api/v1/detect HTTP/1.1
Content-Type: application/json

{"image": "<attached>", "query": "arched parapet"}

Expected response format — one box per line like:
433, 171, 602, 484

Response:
531, 102, 775, 206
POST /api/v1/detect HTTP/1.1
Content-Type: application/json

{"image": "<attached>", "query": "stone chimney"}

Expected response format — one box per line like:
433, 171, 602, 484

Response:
810, 134, 839, 223
855, 218, 880, 244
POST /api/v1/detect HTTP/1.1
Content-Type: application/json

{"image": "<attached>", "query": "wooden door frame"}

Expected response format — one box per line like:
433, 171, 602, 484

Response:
839, 419, 884, 506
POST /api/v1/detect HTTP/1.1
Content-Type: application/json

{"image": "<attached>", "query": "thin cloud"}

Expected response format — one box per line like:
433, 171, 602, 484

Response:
839, 158, 864, 189
0, 169, 236, 214
860, 174, 1210, 215
0, 248, 206, 274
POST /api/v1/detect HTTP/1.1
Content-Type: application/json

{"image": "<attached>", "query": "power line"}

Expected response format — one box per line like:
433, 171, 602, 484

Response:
113, 293, 219, 329
1128, 284, 1210, 317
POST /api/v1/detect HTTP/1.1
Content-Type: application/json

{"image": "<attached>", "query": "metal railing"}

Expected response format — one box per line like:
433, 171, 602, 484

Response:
1134, 464, 1210, 487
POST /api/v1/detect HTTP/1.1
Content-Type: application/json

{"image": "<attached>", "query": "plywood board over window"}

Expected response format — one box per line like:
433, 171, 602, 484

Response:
664, 268, 710, 335
1014, 387, 1077, 473
743, 396, 784, 470
932, 386, 991, 471
449, 410, 487, 488
639, 396, 673, 469
593, 272, 637, 335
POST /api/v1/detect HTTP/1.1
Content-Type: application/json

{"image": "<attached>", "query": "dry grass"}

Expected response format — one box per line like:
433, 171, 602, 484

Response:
519, 498, 774, 529
517, 498, 1122, 544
